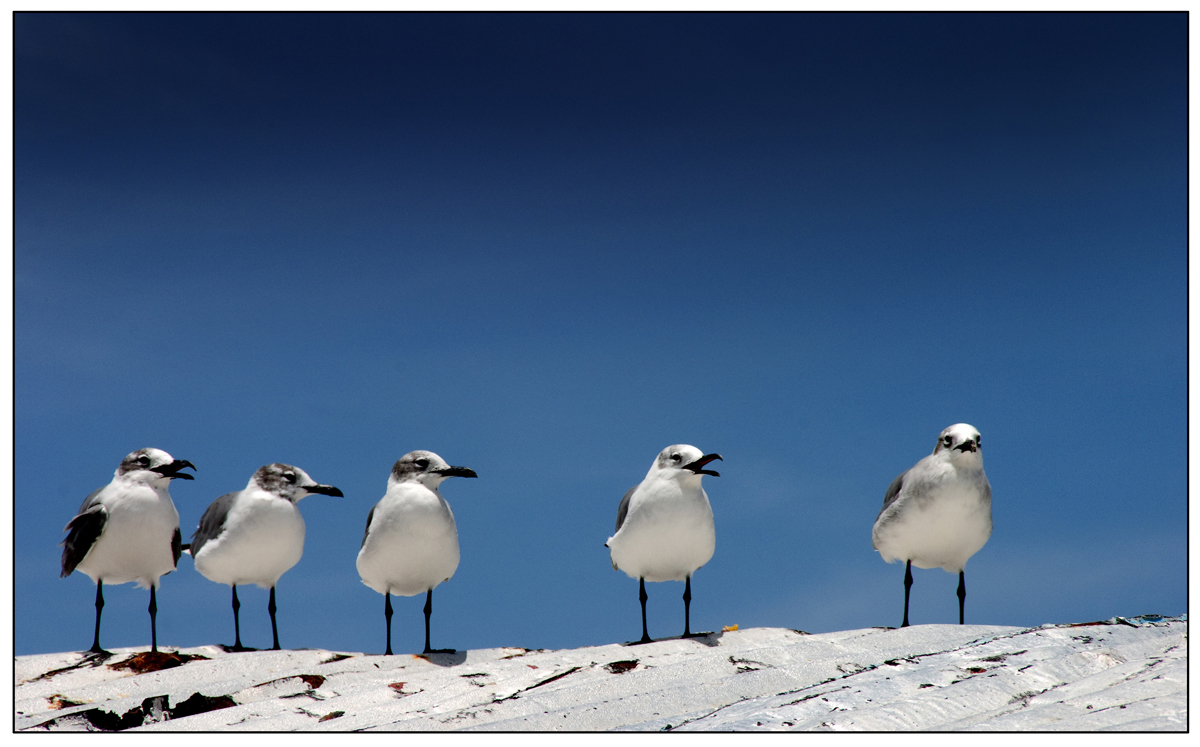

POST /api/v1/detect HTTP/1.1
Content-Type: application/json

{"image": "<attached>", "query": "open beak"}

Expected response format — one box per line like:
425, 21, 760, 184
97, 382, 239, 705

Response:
153, 459, 197, 480
954, 441, 978, 454
683, 453, 722, 477
436, 466, 478, 479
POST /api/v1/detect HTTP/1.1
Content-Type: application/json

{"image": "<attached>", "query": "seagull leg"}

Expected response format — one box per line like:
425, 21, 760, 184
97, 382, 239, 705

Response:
901, 560, 913, 628
423, 588, 434, 653
231, 585, 245, 651
149, 585, 159, 653
268, 586, 280, 650
680, 576, 714, 639
422, 588, 454, 654
638, 578, 652, 644
682, 575, 693, 637
384, 592, 393, 655
957, 571, 966, 625
89, 580, 107, 654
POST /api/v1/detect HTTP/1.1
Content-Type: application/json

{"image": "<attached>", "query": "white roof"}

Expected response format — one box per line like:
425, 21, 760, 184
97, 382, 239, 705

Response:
16, 615, 1186, 731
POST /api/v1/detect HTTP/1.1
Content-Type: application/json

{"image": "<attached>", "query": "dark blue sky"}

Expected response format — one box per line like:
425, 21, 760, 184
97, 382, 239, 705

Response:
14, 12, 1186, 656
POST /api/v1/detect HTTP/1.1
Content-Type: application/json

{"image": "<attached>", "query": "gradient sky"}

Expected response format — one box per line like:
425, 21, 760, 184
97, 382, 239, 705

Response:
13, 12, 1186, 657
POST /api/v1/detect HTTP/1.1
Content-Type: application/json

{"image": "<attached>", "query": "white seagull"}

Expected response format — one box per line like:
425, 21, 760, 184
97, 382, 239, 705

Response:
606, 444, 722, 644
60, 448, 196, 654
872, 423, 992, 627
190, 463, 343, 651
356, 451, 477, 655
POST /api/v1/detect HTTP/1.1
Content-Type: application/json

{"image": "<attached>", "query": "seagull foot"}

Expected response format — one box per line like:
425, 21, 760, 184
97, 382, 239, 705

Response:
681, 631, 715, 639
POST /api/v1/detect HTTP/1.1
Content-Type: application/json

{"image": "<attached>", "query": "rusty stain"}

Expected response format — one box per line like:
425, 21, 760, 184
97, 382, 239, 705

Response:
108, 651, 209, 674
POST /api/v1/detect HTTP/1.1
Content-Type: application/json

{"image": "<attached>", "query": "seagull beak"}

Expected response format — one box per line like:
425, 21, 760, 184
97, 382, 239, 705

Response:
153, 459, 197, 480
683, 453, 722, 477
953, 441, 978, 454
306, 484, 344, 497
436, 466, 478, 479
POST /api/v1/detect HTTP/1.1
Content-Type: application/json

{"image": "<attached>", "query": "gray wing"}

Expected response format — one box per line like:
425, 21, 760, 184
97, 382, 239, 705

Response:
875, 471, 907, 523
190, 492, 239, 558
360, 505, 376, 549
61, 488, 107, 578
614, 485, 637, 534
75, 486, 104, 516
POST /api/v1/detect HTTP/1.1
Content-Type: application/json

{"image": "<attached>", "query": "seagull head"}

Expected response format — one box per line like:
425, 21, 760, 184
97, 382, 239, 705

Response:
932, 424, 983, 464
651, 444, 723, 480
252, 463, 343, 503
390, 450, 478, 489
116, 448, 196, 484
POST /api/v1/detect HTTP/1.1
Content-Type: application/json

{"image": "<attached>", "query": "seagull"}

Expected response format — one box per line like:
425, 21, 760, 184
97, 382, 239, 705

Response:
872, 423, 992, 627
356, 451, 477, 655
606, 444, 722, 644
190, 464, 343, 651
60, 448, 196, 654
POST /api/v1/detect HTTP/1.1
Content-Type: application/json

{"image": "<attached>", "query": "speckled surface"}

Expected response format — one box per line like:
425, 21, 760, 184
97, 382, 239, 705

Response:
16, 615, 1185, 731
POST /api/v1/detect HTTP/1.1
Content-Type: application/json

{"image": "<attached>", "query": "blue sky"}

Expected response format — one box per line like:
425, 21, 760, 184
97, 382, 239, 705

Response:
14, 12, 1186, 656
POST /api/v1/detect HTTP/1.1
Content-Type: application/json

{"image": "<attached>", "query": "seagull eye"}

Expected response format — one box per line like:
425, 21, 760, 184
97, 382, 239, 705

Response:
282, 471, 296, 483
137, 455, 151, 466
415, 458, 430, 470
671, 454, 681, 463
943, 436, 953, 447
976, 437, 982, 447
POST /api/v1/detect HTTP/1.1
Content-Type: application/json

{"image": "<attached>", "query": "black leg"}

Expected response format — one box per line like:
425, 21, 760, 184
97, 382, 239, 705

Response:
638, 578, 651, 644
421, 588, 455, 654
384, 592, 393, 655
149, 585, 159, 652
901, 560, 913, 628
231, 585, 244, 650
423, 588, 434, 653
268, 586, 280, 650
682, 575, 693, 637
957, 571, 966, 625
89, 580, 107, 654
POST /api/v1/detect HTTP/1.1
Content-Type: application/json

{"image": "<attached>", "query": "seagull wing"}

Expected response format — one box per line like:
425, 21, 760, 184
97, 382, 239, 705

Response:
614, 485, 637, 534
60, 488, 107, 578
360, 505, 376, 550
75, 486, 103, 515
876, 470, 907, 523
190, 492, 239, 558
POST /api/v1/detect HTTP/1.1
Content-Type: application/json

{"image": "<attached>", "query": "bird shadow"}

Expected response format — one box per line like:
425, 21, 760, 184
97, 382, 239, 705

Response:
412, 650, 468, 667
360, 650, 469, 667
622, 631, 724, 648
